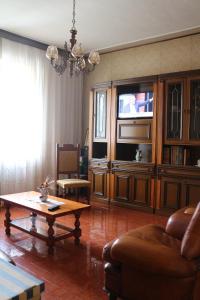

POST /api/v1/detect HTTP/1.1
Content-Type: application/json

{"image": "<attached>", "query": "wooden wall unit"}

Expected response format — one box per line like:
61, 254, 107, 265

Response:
88, 82, 112, 202
89, 76, 157, 210
156, 70, 200, 214
89, 70, 200, 214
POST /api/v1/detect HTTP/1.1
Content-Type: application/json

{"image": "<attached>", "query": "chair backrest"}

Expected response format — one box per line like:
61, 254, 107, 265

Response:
56, 144, 80, 179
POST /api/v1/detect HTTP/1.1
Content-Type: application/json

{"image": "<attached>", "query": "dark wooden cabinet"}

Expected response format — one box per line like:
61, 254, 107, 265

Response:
88, 82, 112, 202
156, 72, 200, 215
131, 173, 151, 207
88, 159, 110, 201
160, 176, 182, 213
188, 77, 200, 142
89, 71, 200, 214
93, 89, 108, 143
89, 169, 108, 199
114, 171, 132, 203
110, 77, 157, 211
183, 178, 200, 206
157, 165, 200, 214
165, 79, 185, 143
164, 76, 200, 145
112, 161, 154, 211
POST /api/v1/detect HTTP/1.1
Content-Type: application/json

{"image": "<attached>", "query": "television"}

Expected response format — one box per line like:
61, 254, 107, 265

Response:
118, 92, 153, 119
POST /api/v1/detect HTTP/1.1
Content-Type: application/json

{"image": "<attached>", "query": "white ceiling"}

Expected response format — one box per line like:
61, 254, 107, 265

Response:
0, 0, 200, 53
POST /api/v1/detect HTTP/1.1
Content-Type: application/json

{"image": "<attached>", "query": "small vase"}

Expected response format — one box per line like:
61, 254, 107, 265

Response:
38, 187, 49, 202
135, 150, 142, 162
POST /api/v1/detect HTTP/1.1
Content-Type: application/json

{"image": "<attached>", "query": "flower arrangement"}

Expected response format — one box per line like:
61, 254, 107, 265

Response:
38, 177, 54, 202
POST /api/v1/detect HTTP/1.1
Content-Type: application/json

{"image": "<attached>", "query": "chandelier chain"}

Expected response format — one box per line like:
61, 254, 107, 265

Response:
72, 0, 76, 29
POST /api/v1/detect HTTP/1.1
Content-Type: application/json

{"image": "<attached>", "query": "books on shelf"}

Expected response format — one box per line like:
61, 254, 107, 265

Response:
171, 146, 184, 165
163, 147, 171, 164
183, 148, 191, 166
163, 146, 190, 165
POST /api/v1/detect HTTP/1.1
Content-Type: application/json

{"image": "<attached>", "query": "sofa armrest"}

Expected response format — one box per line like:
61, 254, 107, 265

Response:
103, 240, 121, 267
165, 207, 195, 240
110, 232, 196, 277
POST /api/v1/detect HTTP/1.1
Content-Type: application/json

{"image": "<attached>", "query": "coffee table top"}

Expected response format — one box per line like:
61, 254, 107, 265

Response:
0, 191, 90, 217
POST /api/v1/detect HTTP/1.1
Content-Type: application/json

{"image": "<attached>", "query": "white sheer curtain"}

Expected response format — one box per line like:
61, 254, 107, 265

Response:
0, 38, 83, 195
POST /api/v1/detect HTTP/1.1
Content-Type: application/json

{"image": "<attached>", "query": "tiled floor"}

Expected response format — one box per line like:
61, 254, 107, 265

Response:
0, 201, 167, 300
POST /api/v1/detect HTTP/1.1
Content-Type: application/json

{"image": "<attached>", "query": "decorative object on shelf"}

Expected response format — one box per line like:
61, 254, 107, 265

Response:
84, 128, 89, 147
135, 149, 142, 162
195, 159, 200, 168
80, 146, 89, 177
38, 177, 54, 202
46, 0, 100, 76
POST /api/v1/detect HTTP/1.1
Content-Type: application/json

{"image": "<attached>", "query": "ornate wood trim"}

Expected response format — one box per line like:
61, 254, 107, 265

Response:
159, 69, 200, 81
91, 81, 112, 90
113, 75, 157, 86
157, 164, 200, 180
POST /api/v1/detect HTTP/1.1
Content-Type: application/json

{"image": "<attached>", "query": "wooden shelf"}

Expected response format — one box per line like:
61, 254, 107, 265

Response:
11, 216, 74, 241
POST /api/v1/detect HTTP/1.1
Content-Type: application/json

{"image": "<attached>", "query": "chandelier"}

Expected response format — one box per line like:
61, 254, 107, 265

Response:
46, 0, 100, 76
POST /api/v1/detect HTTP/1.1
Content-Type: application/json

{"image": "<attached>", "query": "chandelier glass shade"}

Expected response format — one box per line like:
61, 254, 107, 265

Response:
46, 0, 100, 76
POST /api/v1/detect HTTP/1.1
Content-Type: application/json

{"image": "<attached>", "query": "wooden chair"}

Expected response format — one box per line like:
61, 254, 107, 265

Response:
56, 144, 90, 204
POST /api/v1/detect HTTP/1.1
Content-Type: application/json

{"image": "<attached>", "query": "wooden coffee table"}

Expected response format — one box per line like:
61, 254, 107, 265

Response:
0, 191, 90, 254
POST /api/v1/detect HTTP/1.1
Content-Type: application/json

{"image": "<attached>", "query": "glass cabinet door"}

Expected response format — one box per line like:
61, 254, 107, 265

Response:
94, 90, 107, 141
189, 79, 200, 140
165, 81, 183, 141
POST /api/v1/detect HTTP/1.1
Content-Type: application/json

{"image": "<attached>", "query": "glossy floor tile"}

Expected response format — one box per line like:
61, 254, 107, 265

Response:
0, 202, 167, 300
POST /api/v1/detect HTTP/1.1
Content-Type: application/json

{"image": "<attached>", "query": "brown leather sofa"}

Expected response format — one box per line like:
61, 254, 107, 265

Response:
103, 205, 200, 300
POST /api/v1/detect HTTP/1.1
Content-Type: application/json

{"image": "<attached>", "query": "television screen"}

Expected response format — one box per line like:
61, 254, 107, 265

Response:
118, 92, 153, 119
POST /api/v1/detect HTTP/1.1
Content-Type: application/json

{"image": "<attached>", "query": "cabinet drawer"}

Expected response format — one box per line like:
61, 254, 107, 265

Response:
158, 165, 200, 179
112, 161, 155, 175
117, 119, 152, 143
89, 159, 110, 169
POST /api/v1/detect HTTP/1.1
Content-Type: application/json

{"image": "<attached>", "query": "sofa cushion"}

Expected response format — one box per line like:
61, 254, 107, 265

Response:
111, 225, 196, 277
181, 202, 200, 259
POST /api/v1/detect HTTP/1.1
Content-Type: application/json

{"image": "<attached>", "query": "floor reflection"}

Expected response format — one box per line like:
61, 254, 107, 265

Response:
0, 203, 167, 300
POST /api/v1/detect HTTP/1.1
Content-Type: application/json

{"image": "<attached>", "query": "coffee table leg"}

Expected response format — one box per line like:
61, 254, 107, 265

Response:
46, 217, 55, 255
74, 212, 81, 245
30, 212, 37, 231
4, 204, 11, 236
